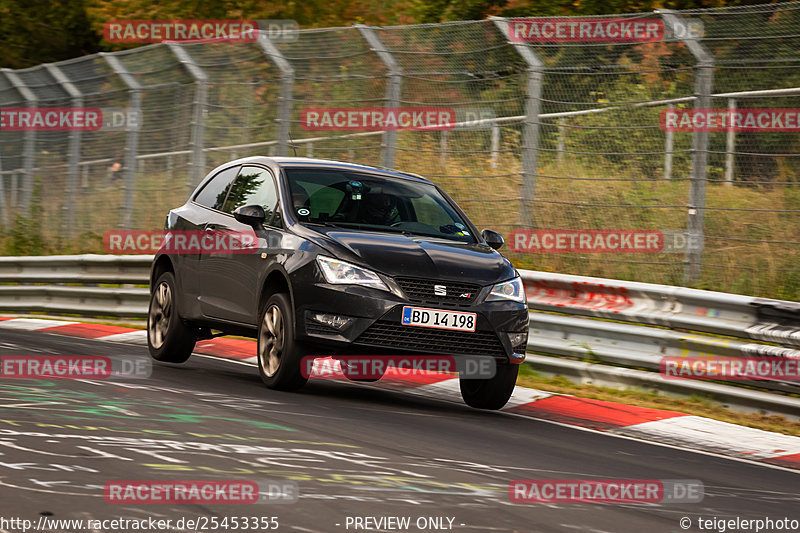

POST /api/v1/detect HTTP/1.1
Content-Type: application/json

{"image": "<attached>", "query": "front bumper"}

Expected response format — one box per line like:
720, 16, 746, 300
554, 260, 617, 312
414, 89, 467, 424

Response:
292, 274, 529, 363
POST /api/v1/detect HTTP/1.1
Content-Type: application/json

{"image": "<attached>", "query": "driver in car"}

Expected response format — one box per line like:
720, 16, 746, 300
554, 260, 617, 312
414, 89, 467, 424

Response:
360, 193, 401, 226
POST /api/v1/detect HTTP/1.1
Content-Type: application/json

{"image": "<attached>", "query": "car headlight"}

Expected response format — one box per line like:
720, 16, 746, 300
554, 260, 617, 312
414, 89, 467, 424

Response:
487, 276, 526, 304
316, 255, 389, 292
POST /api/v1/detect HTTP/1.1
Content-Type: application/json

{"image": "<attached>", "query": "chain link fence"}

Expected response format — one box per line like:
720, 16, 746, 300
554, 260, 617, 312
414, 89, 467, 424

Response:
0, 3, 798, 299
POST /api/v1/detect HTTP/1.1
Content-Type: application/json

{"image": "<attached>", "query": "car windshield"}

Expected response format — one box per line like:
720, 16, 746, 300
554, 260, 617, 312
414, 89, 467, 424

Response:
284, 168, 476, 243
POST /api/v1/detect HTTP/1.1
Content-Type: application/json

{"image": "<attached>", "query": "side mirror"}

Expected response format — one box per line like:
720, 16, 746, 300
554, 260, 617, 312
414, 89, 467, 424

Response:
481, 229, 504, 250
233, 204, 266, 226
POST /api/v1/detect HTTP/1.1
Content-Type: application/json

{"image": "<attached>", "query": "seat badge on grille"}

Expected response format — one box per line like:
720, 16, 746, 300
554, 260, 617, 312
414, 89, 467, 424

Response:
434, 285, 447, 296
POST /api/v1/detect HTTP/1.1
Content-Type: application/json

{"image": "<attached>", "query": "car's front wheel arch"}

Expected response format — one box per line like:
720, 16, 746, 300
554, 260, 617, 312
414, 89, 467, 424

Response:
259, 269, 293, 317
150, 254, 174, 292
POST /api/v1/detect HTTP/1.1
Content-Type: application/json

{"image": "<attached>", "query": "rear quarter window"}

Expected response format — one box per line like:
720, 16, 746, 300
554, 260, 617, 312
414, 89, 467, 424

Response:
194, 166, 240, 210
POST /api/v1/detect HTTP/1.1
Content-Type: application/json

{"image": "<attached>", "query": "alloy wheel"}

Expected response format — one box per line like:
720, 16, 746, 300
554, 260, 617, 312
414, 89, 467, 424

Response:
259, 304, 285, 377
148, 280, 172, 349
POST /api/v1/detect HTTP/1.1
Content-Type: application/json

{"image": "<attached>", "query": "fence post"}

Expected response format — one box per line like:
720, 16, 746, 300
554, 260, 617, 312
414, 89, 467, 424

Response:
664, 104, 674, 180
45, 63, 83, 236
3, 70, 37, 213
659, 10, 713, 285
440, 131, 448, 167
101, 53, 142, 229
0, 156, 7, 229
356, 24, 402, 168
11, 173, 18, 208
257, 33, 294, 157
557, 118, 565, 162
490, 124, 500, 169
491, 17, 543, 229
167, 43, 208, 190
725, 98, 736, 186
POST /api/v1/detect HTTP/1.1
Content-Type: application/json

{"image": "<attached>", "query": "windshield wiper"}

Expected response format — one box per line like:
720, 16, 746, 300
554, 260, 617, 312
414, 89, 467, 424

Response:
305, 221, 339, 228
399, 230, 471, 242
305, 221, 469, 242
311, 221, 404, 233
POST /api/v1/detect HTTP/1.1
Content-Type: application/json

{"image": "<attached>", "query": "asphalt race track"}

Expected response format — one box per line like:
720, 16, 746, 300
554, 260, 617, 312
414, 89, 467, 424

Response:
0, 328, 796, 533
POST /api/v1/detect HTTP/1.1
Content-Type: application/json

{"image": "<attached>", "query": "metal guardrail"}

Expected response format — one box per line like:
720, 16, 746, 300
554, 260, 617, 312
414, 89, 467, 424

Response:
0, 285, 149, 318
0, 254, 152, 317
521, 271, 800, 394
0, 254, 151, 284
2, 255, 799, 394
521, 270, 800, 347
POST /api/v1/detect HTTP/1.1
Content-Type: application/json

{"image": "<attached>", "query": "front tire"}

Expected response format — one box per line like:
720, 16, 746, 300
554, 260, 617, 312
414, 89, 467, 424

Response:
147, 272, 195, 363
459, 363, 519, 410
257, 293, 308, 391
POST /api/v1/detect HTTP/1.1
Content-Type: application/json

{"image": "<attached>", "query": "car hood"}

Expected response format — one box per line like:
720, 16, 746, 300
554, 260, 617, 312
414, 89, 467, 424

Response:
306, 227, 515, 285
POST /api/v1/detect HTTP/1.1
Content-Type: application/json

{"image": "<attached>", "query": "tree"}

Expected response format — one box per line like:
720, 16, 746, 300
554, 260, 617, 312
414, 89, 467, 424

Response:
0, 0, 99, 68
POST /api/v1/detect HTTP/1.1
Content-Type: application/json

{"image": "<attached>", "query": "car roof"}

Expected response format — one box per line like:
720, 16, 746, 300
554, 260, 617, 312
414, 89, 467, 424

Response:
229, 156, 433, 184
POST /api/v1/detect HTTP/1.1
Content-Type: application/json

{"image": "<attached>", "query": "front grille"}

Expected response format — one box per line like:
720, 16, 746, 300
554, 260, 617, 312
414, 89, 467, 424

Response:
395, 277, 481, 307
355, 320, 506, 358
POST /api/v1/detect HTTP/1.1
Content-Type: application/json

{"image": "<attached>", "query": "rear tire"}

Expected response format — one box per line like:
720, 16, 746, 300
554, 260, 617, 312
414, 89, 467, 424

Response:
459, 363, 518, 410
147, 272, 195, 363
257, 293, 308, 391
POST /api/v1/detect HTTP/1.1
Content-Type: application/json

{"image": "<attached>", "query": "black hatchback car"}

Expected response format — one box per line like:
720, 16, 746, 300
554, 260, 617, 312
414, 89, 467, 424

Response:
147, 157, 529, 409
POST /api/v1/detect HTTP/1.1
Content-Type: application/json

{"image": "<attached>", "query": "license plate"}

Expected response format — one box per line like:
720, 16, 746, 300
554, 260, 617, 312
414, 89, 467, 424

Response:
401, 306, 476, 332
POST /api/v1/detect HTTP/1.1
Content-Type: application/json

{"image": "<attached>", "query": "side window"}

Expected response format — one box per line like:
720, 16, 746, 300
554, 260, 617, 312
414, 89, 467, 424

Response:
194, 166, 239, 210
222, 166, 280, 225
